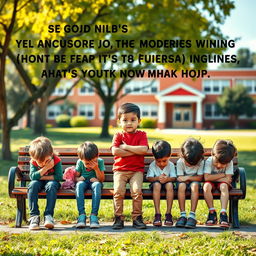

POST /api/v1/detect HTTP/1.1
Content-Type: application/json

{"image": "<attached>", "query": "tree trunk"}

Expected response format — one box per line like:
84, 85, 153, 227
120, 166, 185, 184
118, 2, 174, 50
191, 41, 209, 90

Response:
100, 101, 112, 138
234, 115, 239, 129
33, 97, 48, 135
0, 48, 12, 160
26, 107, 32, 128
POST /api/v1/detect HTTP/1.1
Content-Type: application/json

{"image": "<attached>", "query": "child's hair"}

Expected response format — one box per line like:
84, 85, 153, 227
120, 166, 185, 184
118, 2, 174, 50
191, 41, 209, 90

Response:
117, 103, 140, 119
29, 136, 53, 161
212, 139, 237, 164
77, 141, 98, 160
180, 138, 204, 166
152, 140, 171, 159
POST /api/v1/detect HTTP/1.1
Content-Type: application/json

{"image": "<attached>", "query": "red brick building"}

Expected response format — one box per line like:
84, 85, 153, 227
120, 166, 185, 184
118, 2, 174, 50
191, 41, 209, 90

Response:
47, 69, 256, 129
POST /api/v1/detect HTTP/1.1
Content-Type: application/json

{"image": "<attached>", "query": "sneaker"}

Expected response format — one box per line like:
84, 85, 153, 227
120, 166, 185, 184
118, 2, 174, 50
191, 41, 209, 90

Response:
133, 215, 147, 229
90, 215, 100, 229
185, 217, 197, 229
153, 213, 162, 226
219, 212, 229, 228
175, 216, 187, 228
206, 210, 217, 226
29, 215, 40, 230
112, 216, 124, 230
76, 214, 86, 228
164, 213, 173, 226
44, 215, 54, 229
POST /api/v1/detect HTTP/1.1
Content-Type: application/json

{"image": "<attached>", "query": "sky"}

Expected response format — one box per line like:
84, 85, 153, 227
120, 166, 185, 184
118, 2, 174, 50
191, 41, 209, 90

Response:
208, 0, 256, 69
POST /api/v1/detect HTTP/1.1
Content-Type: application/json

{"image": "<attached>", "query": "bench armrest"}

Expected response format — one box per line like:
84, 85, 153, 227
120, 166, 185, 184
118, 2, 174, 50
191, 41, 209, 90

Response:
8, 167, 22, 198
238, 167, 246, 199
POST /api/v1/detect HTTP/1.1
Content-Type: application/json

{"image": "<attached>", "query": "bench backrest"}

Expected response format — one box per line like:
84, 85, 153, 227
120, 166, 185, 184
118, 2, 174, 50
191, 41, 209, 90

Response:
16, 147, 238, 184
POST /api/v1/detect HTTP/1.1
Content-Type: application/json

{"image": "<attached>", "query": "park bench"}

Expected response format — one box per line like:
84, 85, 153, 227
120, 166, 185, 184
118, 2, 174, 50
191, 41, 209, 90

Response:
8, 147, 246, 228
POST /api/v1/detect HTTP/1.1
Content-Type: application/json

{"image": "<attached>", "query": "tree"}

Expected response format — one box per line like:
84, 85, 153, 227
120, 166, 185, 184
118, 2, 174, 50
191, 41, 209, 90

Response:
217, 85, 254, 128
221, 48, 255, 68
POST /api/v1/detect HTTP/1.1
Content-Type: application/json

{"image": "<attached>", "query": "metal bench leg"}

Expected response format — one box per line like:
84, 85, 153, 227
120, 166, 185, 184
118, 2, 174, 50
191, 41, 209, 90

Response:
16, 197, 24, 228
230, 199, 240, 228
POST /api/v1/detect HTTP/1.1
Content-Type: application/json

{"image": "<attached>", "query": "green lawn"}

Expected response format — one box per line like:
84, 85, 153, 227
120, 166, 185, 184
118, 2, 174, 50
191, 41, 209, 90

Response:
0, 232, 256, 255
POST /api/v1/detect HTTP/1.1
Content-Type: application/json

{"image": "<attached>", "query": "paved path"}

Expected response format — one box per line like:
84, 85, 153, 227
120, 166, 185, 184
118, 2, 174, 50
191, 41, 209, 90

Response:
1, 223, 256, 237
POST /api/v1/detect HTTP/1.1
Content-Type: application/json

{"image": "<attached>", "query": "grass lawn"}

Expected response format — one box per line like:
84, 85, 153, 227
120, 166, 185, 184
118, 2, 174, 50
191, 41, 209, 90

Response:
0, 232, 256, 255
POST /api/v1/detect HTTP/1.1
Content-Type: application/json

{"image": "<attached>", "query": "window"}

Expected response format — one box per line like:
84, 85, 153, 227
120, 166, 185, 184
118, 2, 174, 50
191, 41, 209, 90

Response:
78, 104, 94, 119
236, 80, 256, 94
99, 105, 115, 120
137, 104, 158, 118
204, 104, 228, 119
124, 80, 159, 94
79, 83, 94, 95
203, 80, 230, 94
52, 80, 74, 96
47, 105, 61, 119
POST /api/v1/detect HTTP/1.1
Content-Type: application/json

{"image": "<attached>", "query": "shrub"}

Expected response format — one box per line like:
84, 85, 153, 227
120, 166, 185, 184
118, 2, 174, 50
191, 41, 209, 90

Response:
70, 116, 89, 127
140, 118, 157, 128
213, 120, 231, 129
46, 123, 53, 128
56, 114, 71, 127
248, 121, 256, 129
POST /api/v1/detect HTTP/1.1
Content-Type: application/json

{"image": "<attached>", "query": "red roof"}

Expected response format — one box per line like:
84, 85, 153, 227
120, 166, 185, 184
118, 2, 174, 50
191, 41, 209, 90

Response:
164, 88, 196, 96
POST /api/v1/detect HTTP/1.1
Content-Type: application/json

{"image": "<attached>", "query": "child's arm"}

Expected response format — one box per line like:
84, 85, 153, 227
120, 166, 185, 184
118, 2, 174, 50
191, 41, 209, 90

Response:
204, 173, 226, 182
187, 175, 203, 182
119, 143, 148, 155
159, 175, 176, 183
147, 176, 160, 182
112, 146, 135, 157
212, 174, 232, 184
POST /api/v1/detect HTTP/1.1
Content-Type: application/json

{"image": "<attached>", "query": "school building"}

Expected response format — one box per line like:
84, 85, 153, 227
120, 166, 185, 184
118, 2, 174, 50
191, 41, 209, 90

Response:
47, 69, 256, 129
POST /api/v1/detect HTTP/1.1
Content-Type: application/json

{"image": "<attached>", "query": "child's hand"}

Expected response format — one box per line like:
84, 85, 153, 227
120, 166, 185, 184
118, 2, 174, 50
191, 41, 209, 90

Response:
43, 159, 54, 173
86, 159, 98, 170
76, 176, 85, 182
119, 142, 127, 150
90, 178, 99, 182
159, 175, 168, 184
177, 176, 187, 182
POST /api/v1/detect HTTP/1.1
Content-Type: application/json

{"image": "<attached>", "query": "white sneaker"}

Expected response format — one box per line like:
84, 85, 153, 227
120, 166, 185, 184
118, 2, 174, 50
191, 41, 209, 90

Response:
29, 215, 40, 230
44, 215, 55, 229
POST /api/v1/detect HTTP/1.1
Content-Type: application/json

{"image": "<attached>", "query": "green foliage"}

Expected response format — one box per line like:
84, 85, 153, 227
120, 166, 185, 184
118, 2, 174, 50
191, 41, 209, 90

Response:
213, 120, 231, 129
46, 123, 53, 128
217, 85, 255, 123
140, 118, 157, 128
70, 116, 89, 127
56, 114, 71, 127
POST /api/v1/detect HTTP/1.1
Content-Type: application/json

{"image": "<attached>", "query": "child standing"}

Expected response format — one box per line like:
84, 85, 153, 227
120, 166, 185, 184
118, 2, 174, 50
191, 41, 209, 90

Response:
176, 138, 204, 229
75, 141, 105, 229
146, 140, 176, 226
28, 137, 63, 230
203, 140, 237, 228
111, 103, 149, 229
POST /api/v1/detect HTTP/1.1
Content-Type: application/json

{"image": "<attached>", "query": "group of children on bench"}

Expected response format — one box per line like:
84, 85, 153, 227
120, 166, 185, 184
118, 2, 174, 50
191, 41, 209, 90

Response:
27, 103, 237, 230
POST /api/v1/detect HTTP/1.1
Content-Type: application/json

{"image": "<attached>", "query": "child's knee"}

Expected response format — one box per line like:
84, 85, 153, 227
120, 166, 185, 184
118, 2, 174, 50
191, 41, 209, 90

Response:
153, 182, 161, 191
190, 182, 199, 191
178, 182, 186, 192
203, 183, 212, 192
165, 182, 174, 191
219, 183, 228, 192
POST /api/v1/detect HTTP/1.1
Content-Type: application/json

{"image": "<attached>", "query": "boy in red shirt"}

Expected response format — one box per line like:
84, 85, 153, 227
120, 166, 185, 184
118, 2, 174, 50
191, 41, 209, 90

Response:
111, 103, 149, 229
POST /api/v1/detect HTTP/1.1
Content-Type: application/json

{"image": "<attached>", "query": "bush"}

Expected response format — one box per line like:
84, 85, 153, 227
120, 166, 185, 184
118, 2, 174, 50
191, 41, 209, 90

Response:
140, 118, 157, 128
56, 114, 71, 127
248, 121, 256, 129
46, 123, 53, 128
213, 120, 231, 129
70, 116, 89, 127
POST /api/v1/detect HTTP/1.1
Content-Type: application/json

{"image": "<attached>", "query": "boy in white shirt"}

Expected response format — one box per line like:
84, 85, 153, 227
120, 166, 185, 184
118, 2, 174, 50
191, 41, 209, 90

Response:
146, 140, 176, 226
204, 140, 237, 228
176, 138, 204, 229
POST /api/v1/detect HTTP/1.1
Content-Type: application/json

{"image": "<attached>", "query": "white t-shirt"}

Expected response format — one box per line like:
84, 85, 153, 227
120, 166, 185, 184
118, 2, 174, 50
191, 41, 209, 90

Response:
146, 160, 176, 178
204, 156, 233, 175
176, 158, 204, 176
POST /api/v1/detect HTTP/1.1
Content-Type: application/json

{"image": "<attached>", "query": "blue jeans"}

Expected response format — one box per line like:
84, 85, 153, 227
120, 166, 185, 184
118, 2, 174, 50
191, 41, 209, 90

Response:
76, 180, 103, 216
28, 180, 60, 217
